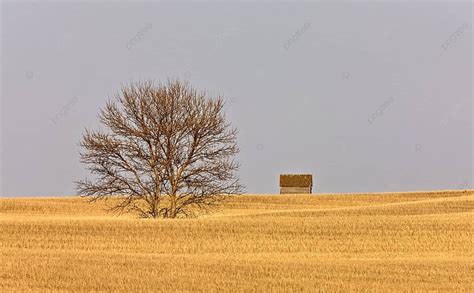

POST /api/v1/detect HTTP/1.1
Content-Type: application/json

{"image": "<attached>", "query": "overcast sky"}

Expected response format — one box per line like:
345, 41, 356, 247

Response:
1, 1, 472, 196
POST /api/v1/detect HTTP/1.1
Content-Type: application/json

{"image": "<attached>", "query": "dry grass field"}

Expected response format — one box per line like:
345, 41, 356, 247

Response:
1, 190, 473, 292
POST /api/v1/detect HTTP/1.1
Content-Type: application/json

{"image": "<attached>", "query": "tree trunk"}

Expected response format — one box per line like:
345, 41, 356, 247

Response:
169, 195, 177, 218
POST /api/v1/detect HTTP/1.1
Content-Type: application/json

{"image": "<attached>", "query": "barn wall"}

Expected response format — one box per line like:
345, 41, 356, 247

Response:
280, 187, 312, 194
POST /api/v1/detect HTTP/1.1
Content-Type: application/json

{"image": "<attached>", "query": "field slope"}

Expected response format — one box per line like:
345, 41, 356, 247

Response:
1, 191, 473, 292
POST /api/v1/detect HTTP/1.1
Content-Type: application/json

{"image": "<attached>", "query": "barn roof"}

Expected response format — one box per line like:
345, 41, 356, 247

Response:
279, 174, 313, 187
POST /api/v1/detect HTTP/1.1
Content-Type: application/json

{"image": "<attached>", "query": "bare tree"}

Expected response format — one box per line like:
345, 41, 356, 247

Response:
76, 80, 243, 218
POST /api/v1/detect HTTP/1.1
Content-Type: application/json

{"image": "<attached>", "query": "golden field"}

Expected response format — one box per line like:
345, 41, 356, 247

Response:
1, 190, 473, 292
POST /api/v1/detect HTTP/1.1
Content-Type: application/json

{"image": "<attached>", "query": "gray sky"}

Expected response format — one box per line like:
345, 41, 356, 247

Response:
1, 1, 472, 196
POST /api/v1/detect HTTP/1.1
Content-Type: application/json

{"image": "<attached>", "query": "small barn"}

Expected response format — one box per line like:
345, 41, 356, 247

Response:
279, 174, 313, 194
